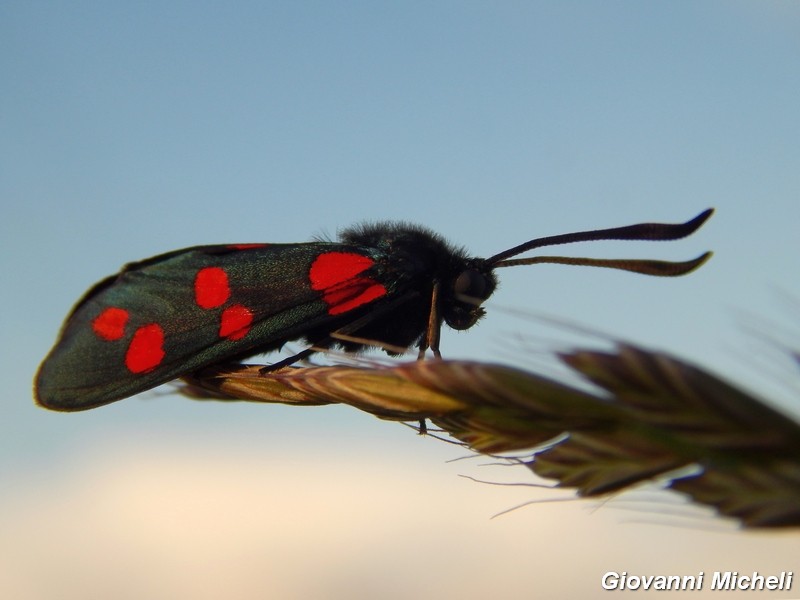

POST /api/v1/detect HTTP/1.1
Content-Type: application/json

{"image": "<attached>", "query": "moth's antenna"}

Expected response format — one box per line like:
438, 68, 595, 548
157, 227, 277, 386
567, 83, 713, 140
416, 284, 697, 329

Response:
494, 252, 712, 276
487, 208, 714, 277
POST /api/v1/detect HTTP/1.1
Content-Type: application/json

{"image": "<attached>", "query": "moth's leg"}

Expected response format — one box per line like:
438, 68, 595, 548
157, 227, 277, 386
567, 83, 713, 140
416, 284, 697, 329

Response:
415, 281, 444, 434
260, 291, 421, 374
417, 280, 442, 360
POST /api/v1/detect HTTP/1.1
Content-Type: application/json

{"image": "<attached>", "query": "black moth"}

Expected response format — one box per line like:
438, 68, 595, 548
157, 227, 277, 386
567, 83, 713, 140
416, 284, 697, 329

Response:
36, 209, 713, 411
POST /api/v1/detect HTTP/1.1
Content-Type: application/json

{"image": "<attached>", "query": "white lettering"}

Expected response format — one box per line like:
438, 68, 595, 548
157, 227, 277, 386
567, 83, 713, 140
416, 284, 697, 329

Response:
602, 571, 790, 592
713, 571, 733, 589
752, 573, 767, 590
712, 572, 793, 591
601, 572, 706, 591
602, 572, 619, 590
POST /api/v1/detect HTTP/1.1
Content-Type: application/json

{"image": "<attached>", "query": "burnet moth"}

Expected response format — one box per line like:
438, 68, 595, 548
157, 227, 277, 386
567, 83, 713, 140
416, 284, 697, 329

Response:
36, 209, 713, 411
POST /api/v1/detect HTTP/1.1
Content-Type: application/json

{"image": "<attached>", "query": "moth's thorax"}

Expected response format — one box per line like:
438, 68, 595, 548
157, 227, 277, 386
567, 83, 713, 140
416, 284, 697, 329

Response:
340, 222, 497, 330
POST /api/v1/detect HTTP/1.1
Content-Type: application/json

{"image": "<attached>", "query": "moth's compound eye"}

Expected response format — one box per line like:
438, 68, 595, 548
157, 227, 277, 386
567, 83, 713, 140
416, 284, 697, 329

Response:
453, 269, 491, 304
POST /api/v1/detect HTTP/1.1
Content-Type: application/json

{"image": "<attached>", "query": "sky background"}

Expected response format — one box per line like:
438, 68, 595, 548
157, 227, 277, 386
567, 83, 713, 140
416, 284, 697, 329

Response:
2, 2, 800, 598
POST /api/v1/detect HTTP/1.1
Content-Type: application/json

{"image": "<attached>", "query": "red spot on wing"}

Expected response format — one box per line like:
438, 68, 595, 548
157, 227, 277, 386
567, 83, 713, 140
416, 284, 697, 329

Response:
195, 267, 230, 309
193, 267, 256, 341
310, 252, 387, 315
125, 324, 165, 373
309, 252, 375, 289
323, 279, 387, 315
92, 307, 129, 341
219, 304, 253, 340
228, 243, 268, 250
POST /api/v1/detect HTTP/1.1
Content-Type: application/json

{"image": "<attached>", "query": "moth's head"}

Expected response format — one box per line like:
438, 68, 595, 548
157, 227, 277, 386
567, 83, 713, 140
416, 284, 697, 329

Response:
441, 261, 497, 330
440, 208, 715, 332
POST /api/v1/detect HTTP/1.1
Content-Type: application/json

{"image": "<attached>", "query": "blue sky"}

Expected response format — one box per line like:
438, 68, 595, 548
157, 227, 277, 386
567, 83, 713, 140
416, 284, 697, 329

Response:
2, 2, 800, 598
